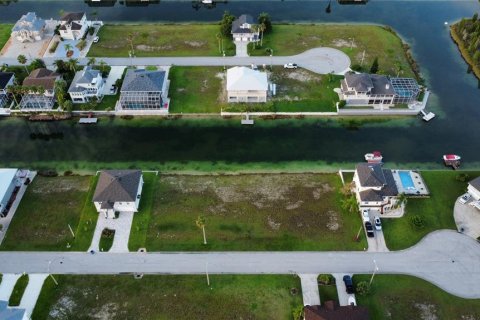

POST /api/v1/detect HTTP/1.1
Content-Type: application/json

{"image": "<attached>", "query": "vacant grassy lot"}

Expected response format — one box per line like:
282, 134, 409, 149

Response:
250, 24, 415, 78
88, 24, 235, 57
354, 274, 480, 319
0, 176, 92, 251
137, 173, 366, 251
33, 275, 302, 320
383, 171, 480, 250
0, 24, 12, 51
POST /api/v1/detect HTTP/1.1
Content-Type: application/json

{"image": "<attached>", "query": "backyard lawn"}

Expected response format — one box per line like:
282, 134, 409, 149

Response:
33, 274, 302, 320
382, 171, 480, 250
354, 274, 480, 319
249, 24, 415, 78
0, 24, 12, 51
0, 176, 92, 251
88, 24, 235, 57
134, 173, 367, 251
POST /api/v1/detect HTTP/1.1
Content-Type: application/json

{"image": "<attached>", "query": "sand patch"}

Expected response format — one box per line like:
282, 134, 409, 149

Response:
184, 40, 207, 47
136, 44, 173, 51
414, 303, 438, 320
332, 39, 357, 48
267, 216, 281, 230
326, 210, 340, 231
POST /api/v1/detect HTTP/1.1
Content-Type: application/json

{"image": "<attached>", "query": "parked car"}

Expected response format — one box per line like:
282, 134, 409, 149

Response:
361, 209, 370, 222
93, 36, 100, 43
283, 63, 298, 69
374, 216, 382, 231
251, 64, 258, 70
459, 193, 471, 204
343, 275, 355, 294
365, 221, 374, 238
348, 295, 357, 306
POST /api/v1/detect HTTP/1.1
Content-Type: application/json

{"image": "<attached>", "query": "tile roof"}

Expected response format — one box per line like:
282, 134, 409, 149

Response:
469, 176, 480, 191
227, 66, 268, 91
23, 68, 60, 90
304, 302, 370, 320
93, 170, 142, 203
0, 72, 14, 89
232, 14, 255, 33
121, 69, 166, 92
12, 12, 45, 33
356, 163, 386, 187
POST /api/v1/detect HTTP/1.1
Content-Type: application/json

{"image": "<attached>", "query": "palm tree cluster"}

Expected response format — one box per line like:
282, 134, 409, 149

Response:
6, 85, 45, 109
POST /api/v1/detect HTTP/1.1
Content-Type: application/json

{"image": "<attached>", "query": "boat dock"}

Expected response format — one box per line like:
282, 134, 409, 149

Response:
79, 118, 98, 124
241, 113, 254, 125
419, 110, 435, 122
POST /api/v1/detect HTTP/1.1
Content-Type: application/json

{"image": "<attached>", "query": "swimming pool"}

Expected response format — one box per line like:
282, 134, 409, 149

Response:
399, 171, 415, 190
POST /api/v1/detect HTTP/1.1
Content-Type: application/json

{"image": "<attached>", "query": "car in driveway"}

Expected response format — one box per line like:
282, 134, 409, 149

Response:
365, 221, 374, 237
348, 295, 357, 306
459, 193, 471, 204
374, 216, 382, 231
361, 209, 370, 222
284, 63, 298, 69
343, 275, 355, 294
93, 36, 100, 43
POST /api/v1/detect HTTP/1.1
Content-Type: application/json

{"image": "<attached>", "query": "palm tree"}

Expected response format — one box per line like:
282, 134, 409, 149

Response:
259, 22, 266, 47
396, 193, 407, 209
216, 33, 222, 54
341, 196, 358, 214
126, 32, 135, 56
6, 85, 19, 108
64, 43, 73, 57
17, 54, 28, 74
195, 215, 207, 245
98, 60, 107, 74
87, 57, 97, 66
53, 59, 65, 73
67, 58, 79, 73
54, 80, 67, 106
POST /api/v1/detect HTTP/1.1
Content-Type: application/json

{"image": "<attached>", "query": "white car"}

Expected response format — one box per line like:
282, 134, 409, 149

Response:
283, 63, 298, 69
459, 193, 471, 204
348, 295, 357, 306
93, 36, 100, 43
374, 216, 382, 231
361, 209, 370, 222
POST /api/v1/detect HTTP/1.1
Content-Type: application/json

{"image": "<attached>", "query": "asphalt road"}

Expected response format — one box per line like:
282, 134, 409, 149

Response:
0, 230, 479, 299
0, 48, 351, 75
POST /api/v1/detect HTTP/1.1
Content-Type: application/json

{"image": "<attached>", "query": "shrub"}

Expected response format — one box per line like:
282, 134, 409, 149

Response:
76, 40, 87, 51
38, 170, 58, 177
292, 304, 303, 320
356, 281, 371, 296
49, 41, 59, 53
338, 100, 347, 108
318, 274, 334, 285
101, 228, 115, 238
64, 170, 73, 176
88, 26, 95, 36
351, 64, 364, 72
409, 214, 426, 229
456, 173, 470, 182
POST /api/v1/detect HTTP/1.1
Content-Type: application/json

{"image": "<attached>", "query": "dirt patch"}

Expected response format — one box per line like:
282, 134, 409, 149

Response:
90, 302, 119, 320
184, 40, 207, 47
332, 39, 357, 48
32, 177, 90, 194
286, 70, 318, 82
286, 201, 303, 210
326, 211, 340, 231
267, 215, 281, 230
136, 44, 173, 51
49, 295, 77, 319
313, 183, 334, 199
414, 303, 438, 320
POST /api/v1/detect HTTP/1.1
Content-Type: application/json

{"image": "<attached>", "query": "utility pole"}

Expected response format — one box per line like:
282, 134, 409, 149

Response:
206, 262, 210, 286
68, 223, 75, 238
369, 259, 379, 286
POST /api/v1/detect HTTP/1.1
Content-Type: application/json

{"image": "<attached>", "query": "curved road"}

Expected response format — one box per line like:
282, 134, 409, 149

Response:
0, 230, 479, 299
0, 47, 351, 75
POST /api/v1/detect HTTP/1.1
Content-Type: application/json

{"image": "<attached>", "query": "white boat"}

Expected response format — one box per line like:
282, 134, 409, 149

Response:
202, 0, 213, 4
365, 151, 383, 163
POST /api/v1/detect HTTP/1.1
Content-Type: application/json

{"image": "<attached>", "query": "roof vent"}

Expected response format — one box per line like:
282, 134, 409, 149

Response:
386, 84, 390, 90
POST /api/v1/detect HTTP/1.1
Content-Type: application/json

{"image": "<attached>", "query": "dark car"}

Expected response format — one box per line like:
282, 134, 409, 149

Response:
343, 275, 355, 294
365, 221, 375, 238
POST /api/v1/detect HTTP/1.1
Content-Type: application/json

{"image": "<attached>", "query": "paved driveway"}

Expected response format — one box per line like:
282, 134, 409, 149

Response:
454, 199, 480, 239
88, 211, 134, 253
299, 274, 320, 306
234, 41, 249, 57
102, 66, 126, 95
333, 273, 356, 306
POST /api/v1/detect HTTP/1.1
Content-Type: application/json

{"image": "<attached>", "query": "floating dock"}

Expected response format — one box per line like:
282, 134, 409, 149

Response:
241, 113, 254, 125
419, 110, 436, 122
79, 118, 98, 124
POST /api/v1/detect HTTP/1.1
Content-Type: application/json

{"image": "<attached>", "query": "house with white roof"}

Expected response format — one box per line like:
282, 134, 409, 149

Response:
0, 72, 15, 108
11, 12, 46, 43
226, 66, 268, 103
0, 169, 20, 217
59, 12, 88, 40
68, 66, 104, 104
468, 177, 480, 201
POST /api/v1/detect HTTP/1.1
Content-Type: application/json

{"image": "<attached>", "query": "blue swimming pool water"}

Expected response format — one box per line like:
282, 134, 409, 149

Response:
399, 171, 415, 190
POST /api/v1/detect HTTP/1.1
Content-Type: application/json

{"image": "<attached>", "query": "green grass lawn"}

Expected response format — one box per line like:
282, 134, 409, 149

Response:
99, 229, 114, 252
0, 24, 12, 51
250, 24, 415, 78
383, 171, 480, 250
354, 274, 480, 319
0, 176, 92, 251
133, 173, 367, 251
88, 24, 235, 57
318, 275, 339, 303
33, 274, 302, 320
9, 274, 29, 307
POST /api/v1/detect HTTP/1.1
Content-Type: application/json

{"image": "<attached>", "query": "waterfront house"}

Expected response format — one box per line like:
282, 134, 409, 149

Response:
339, 73, 419, 107
226, 66, 268, 103
0, 169, 20, 217
231, 14, 259, 43
68, 66, 104, 104
0, 72, 15, 108
20, 68, 61, 110
353, 163, 398, 210
93, 170, 144, 219
118, 69, 170, 112
468, 177, 480, 201
11, 12, 46, 43
304, 301, 370, 320
58, 12, 88, 40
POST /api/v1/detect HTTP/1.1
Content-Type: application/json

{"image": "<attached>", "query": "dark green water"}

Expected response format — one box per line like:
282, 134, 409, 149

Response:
0, 1, 479, 169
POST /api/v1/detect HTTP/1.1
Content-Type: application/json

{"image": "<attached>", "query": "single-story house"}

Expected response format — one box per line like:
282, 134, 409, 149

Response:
0, 72, 15, 108
68, 66, 104, 104
231, 14, 259, 42
0, 169, 20, 217
339, 73, 419, 107
93, 170, 144, 219
59, 12, 88, 40
11, 12, 46, 43
20, 68, 61, 110
468, 177, 480, 201
304, 301, 370, 320
353, 163, 398, 210
118, 68, 170, 111
226, 66, 268, 103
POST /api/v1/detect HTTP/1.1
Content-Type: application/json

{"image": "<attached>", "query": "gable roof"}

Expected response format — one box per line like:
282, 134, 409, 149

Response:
121, 69, 166, 92
345, 73, 373, 92
68, 67, 102, 93
232, 14, 255, 33
0, 72, 14, 89
356, 163, 386, 187
227, 67, 268, 92
93, 170, 142, 203
23, 68, 60, 90
12, 12, 45, 32
469, 176, 480, 191
60, 12, 85, 22
304, 302, 370, 320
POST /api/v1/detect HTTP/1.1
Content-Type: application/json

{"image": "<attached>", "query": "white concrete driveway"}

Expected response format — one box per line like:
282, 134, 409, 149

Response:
454, 199, 480, 239
0, 274, 21, 301
299, 274, 320, 306
234, 41, 249, 57
88, 211, 134, 253
102, 66, 126, 95
366, 229, 389, 252
19, 274, 48, 320
333, 273, 356, 306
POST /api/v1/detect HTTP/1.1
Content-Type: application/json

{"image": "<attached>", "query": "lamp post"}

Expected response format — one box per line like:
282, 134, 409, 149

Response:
47, 259, 59, 286
369, 259, 379, 286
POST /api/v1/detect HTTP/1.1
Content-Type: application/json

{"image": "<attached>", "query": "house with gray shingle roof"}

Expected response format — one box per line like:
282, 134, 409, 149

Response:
118, 68, 170, 113
231, 14, 259, 43
93, 170, 144, 218
468, 177, 480, 202
353, 163, 398, 209
12, 12, 46, 43
68, 66, 104, 104
59, 12, 88, 40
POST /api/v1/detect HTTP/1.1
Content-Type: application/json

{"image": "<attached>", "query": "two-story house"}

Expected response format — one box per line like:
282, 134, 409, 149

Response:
231, 14, 259, 42
68, 66, 104, 104
0, 72, 15, 108
59, 12, 88, 40
353, 163, 398, 210
11, 12, 46, 43
226, 66, 268, 103
20, 68, 61, 110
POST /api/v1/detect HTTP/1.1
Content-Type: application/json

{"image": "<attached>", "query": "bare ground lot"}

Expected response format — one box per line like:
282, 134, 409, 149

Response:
141, 173, 367, 251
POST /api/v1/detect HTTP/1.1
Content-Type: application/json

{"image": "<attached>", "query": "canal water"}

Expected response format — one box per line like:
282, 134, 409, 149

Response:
0, 1, 479, 169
